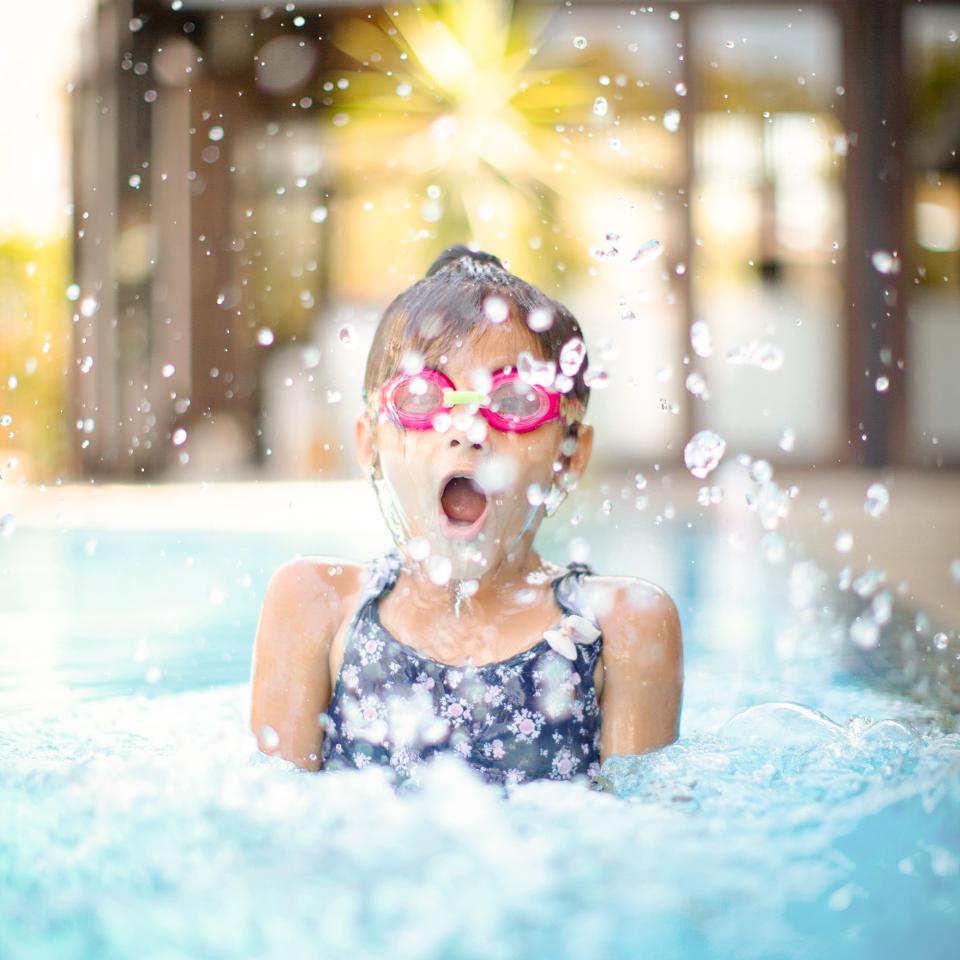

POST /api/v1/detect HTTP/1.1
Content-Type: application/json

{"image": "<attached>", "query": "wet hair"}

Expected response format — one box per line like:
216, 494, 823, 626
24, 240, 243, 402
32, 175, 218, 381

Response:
362, 245, 590, 426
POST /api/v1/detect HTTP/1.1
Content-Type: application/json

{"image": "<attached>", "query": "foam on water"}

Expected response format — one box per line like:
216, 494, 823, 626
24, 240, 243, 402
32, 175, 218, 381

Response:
1, 677, 957, 960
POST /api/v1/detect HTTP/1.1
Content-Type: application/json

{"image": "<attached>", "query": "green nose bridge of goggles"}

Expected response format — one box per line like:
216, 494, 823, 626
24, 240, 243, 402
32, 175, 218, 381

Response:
441, 388, 490, 407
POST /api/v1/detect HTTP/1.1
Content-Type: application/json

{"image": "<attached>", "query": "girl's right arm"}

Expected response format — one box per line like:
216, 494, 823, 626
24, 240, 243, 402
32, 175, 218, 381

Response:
249, 558, 348, 771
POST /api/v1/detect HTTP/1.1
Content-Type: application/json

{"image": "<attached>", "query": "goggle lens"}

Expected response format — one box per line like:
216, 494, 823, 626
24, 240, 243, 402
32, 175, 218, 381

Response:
392, 376, 443, 416
488, 380, 547, 422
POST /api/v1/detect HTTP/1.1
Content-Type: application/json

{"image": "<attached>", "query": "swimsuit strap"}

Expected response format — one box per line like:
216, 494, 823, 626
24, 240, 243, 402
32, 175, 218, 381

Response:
345, 550, 403, 635
552, 560, 598, 625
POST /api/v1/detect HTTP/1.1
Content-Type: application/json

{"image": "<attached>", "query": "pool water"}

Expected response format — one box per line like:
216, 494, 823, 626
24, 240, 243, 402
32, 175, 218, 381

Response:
1, 519, 958, 959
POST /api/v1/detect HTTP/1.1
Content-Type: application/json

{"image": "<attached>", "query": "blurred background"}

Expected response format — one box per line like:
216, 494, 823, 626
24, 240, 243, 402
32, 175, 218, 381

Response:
1, 0, 959, 631
0, 0, 956, 482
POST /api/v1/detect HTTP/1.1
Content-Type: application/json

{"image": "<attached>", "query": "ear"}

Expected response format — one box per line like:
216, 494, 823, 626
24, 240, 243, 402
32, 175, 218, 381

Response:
355, 413, 376, 475
565, 423, 593, 483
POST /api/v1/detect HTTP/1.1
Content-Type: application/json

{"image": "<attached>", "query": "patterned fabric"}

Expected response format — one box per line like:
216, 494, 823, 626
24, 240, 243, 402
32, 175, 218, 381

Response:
320, 551, 603, 788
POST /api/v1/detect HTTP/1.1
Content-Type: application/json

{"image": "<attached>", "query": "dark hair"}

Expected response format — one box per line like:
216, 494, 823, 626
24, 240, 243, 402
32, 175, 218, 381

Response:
363, 245, 590, 424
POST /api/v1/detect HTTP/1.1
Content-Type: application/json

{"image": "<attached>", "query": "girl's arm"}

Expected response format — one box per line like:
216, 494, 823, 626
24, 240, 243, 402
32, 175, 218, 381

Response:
596, 580, 683, 762
250, 558, 345, 771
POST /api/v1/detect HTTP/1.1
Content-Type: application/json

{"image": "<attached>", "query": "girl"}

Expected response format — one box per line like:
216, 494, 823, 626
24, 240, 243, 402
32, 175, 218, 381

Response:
250, 246, 682, 788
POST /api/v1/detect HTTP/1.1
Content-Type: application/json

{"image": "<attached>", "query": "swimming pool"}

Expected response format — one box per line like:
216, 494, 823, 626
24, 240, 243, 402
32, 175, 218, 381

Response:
1, 492, 958, 959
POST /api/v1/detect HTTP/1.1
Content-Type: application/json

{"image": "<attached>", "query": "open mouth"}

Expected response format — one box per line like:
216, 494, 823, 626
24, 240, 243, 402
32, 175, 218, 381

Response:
439, 474, 489, 536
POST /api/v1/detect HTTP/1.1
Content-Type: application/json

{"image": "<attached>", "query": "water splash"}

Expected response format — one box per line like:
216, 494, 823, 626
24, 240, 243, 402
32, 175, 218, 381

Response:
683, 430, 726, 479
559, 338, 586, 377
864, 482, 890, 518
631, 239, 663, 263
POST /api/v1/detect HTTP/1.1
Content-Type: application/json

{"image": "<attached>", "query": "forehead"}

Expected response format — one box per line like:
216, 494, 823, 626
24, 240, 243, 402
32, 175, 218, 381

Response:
432, 319, 545, 372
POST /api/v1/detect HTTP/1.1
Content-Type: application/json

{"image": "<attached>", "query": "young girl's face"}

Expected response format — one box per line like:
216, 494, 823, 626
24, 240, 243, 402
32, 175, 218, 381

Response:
356, 321, 592, 585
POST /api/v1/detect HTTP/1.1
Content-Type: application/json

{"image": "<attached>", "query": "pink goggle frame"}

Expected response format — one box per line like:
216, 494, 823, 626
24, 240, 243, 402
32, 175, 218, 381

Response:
379, 368, 563, 434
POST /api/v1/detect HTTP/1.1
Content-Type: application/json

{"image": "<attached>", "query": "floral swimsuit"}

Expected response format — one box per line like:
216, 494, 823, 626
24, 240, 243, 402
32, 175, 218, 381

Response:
320, 551, 603, 788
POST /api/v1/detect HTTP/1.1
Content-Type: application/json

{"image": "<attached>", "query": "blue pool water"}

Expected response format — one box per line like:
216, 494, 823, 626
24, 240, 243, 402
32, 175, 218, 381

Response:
1, 515, 958, 959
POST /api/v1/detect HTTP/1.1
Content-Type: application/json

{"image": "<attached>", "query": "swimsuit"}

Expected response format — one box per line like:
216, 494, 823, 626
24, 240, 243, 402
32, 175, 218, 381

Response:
319, 551, 603, 788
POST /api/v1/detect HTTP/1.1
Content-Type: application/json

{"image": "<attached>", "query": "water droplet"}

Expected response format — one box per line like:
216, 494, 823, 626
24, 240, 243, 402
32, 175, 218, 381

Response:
683, 429, 726, 479
871, 250, 900, 275
467, 418, 487, 445
592, 97, 608, 117
256, 328, 275, 347
725, 339, 783, 371
850, 615, 879, 649
864, 481, 889, 517
161, 363, 175, 378
689, 320, 712, 358
559, 337, 586, 377
526, 483, 544, 506
583, 366, 609, 389
724, 40, 735, 49
684, 372, 707, 397
172, 427, 187, 446
518, 352, 556, 388
669, 10, 680, 21
590, 239, 618, 261
852, 568, 884, 598
750, 459, 773, 483
259, 724, 280, 750
128, 174, 141, 189
834, 530, 854, 553
80, 296, 98, 318
0, 415, 11, 427
476, 455, 517, 494
949, 558, 960, 583
483, 295, 509, 324
527, 307, 554, 332
674, 82, 688, 96
431, 412, 452, 434
208, 125, 224, 141
757, 344, 784, 371
779, 427, 796, 452
338, 324, 355, 346
572, 36, 588, 50
396, 82, 412, 97
326, 390, 342, 404
875, 375, 889, 393
662, 108, 681, 133
601, 499, 613, 515
0, 513, 15, 538
310, 205, 328, 224
872, 589, 893, 625
408, 538, 430, 561
427, 554, 452, 586
631, 239, 663, 263
934, 632, 949, 652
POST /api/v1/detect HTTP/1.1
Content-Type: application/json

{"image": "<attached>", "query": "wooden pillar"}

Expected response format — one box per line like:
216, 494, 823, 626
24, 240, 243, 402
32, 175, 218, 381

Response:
841, 0, 908, 465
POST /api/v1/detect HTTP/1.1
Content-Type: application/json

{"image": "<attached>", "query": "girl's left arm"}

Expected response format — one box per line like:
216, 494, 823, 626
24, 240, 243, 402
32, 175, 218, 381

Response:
596, 581, 683, 762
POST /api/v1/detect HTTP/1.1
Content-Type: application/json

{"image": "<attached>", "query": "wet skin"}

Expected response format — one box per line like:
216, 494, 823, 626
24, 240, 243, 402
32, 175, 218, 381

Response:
250, 321, 683, 772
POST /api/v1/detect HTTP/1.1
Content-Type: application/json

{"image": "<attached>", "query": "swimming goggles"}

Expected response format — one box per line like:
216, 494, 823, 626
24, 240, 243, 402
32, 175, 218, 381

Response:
379, 368, 563, 434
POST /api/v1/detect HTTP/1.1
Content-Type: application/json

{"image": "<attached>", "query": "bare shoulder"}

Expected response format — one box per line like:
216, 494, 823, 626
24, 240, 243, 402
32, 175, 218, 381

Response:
583, 574, 683, 671
586, 574, 683, 759
251, 555, 370, 770
261, 555, 368, 641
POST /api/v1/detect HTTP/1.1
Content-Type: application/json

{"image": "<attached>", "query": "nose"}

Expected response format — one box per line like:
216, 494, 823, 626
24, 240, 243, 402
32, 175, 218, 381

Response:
448, 435, 484, 451
445, 410, 487, 451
